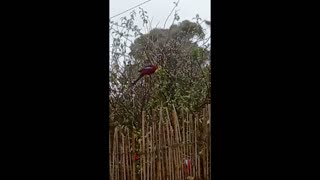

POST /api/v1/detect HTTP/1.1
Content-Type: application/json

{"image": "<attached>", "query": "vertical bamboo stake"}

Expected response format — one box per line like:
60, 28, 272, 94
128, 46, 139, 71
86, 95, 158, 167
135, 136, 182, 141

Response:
183, 114, 188, 179
139, 140, 142, 180
150, 126, 153, 180
127, 128, 132, 180
208, 104, 211, 180
119, 131, 121, 180
151, 110, 156, 180
171, 124, 176, 180
195, 114, 200, 179
170, 123, 174, 180
172, 109, 180, 180
149, 128, 151, 180
132, 132, 136, 180
148, 129, 150, 180
109, 131, 113, 180
177, 114, 182, 180
145, 128, 147, 180
187, 112, 190, 173
169, 109, 175, 180
189, 113, 193, 177
164, 121, 168, 179
149, 128, 152, 180
112, 128, 117, 180
183, 113, 186, 180
170, 110, 175, 180
142, 111, 146, 180
203, 106, 207, 180
116, 129, 119, 180
147, 128, 150, 180
120, 131, 123, 180
118, 130, 120, 180
165, 108, 171, 180
125, 130, 129, 180
177, 113, 182, 180
157, 117, 161, 180
167, 108, 172, 180
206, 105, 209, 180
119, 132, 122, 180
152, 122, 155, 180
122, 133, 126, 180
173, 125, 178, 180
151, 127, 154, 180
120, 130, 127, 180
115, 133, 117, 180
146, 129, 149, 180
111, 131, 113, 180
161, 108, 167, 180
202, 107, 207, 180
192, 114, 195, 177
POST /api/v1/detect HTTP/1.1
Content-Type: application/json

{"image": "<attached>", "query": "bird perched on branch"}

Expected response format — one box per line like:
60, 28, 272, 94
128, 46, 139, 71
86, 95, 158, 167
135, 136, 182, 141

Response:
132, 64, 158, 86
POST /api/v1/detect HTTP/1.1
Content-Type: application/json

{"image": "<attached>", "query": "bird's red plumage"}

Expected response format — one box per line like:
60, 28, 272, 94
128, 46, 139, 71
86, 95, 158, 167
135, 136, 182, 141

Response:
132, 64, 158, 86
138, 65, 158, 75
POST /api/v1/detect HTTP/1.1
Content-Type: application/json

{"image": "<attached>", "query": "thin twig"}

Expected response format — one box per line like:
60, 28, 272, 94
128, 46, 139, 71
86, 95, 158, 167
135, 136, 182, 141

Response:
163, 0, 180, 28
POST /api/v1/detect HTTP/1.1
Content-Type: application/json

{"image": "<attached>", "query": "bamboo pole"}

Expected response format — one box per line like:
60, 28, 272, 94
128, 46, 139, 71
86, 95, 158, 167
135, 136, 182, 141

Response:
170, 123, 174, 180
109, 105, 212, 180
165, 108, 171, 180
161, 107, 167, 180
195, 114, 200, 179
109, 131, 113, 179
142, 111, 146, 180
163, 120, 168, 179
189, 113, 193, 177
122, 132, 126, 180
148, 127, 151, 180
157, 116, 161, 180
152, 122, 155, 180
112, 127, 117, 180
151, 110, 155, 180
183, 112, 186, 180
201, 107, 206, 180
132, 131, 136, 180
187, 112, 189, 178
172, 109, 180, 180
151, 125, 154, 180
177, 113, 181, 180
115, 128, 119, 180
127, 128, 132, 180
138, 139, 141, 180
125, 130, 129, 180
151, 127, 154, 180
146, 128, 149, 180
208, 104, 211, 180
201, 108, 207, 180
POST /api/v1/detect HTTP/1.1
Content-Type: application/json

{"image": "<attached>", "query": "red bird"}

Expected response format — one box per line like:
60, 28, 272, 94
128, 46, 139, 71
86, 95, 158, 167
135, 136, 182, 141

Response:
132, 64, 158, 86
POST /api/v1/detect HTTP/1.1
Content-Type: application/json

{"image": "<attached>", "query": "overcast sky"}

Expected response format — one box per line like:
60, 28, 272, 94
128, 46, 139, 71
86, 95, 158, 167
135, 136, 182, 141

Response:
110, 0, 210, 67
110, 0, 210, 28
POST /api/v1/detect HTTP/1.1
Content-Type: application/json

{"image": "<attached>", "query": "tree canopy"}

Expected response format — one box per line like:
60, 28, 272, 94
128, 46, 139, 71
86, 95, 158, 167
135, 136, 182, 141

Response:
110, 8, 211, 129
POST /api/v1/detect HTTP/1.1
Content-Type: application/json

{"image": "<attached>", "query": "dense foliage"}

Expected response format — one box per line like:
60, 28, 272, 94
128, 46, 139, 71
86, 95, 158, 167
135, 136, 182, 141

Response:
110, 7, 211, 129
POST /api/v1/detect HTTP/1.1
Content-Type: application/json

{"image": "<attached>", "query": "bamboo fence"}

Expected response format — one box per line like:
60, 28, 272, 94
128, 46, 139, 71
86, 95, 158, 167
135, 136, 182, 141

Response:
109, 104, 211, 180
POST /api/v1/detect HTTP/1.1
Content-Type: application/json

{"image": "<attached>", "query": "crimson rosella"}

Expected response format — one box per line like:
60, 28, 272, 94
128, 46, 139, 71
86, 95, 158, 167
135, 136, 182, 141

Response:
132, 64, 158, 86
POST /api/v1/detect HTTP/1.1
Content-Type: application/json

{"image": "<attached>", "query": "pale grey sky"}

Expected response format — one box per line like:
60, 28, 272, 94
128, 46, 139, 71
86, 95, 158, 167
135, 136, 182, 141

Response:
110, 0, 210, 28
109, 0, 211, 67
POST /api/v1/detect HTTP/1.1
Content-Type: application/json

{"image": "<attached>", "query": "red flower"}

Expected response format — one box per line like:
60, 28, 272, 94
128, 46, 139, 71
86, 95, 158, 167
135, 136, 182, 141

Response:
134, 154, 140, 161
184, 159, 192, 176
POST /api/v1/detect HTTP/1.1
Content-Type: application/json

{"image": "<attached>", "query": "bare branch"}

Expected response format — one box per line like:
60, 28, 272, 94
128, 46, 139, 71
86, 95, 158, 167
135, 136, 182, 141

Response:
110, 0, 152, 19
163, 0, 180, 28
